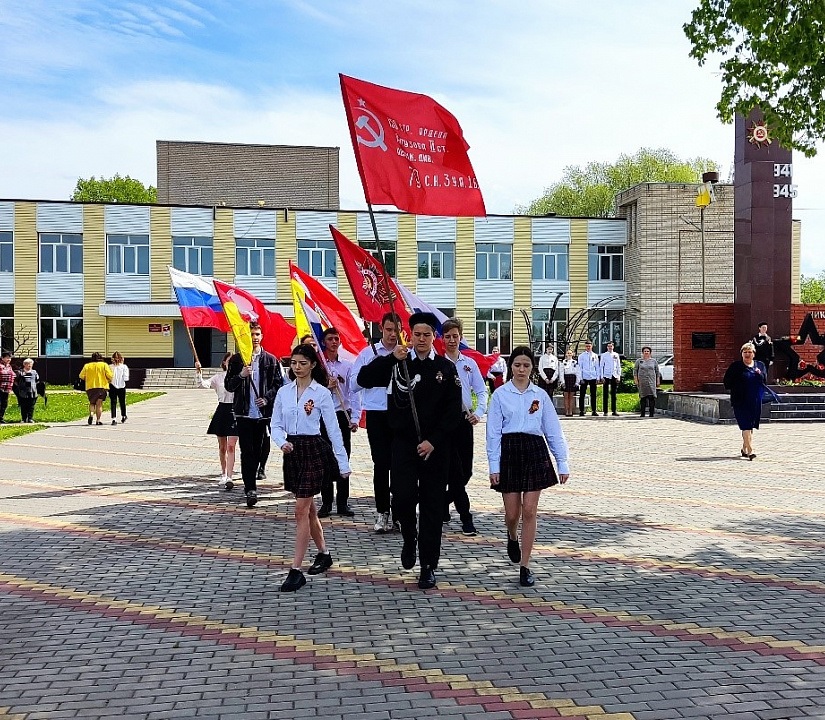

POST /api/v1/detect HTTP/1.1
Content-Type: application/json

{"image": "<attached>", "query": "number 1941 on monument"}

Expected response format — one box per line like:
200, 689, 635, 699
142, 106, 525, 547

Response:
773, 163, 796, 198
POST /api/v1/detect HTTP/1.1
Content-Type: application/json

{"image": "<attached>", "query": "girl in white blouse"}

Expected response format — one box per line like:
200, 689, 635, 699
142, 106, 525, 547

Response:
196, 352, 238, 491
487, 346, 570, 587
271, 344, 351, 593
109, 351, 130, 426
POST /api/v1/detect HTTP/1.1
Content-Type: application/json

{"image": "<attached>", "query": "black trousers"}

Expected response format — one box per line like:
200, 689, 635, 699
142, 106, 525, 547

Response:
236, 417, 270, 493
602, 377, 618, 414
445, 420, 473, 520
391, 435, 449, 569
258, 434, 270, 474
109, 386, 127, 419
365, 410, 392, 514
321, 410, 352, 509
0, 390, 8, 422
640, 396, 656, 416
18, 396, 36, 422
579, 380, 598, 414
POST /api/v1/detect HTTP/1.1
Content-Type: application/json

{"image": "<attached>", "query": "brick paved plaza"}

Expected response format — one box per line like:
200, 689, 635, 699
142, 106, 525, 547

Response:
1, 390, 824, 719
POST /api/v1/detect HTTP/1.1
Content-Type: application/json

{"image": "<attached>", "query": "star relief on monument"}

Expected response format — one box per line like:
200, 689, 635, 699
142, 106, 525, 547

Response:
774, 313, 825, 381
747, 120, 772, 148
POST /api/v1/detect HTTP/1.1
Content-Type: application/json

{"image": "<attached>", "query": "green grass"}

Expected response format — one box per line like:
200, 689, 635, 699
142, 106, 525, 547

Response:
0, 424, 45, 442
1, 390, 164, 425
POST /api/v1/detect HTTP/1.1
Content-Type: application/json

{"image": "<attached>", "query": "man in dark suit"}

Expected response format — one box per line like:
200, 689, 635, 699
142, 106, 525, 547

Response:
224, 322, 283, 507
357, 312, 463, 590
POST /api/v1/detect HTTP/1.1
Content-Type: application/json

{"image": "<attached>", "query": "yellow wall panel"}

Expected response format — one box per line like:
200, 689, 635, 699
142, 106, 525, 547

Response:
83, 204, 106, 353
213, 208, 234, 282
512, 217, 532, 347
106, 318, 173, 358
569, 219, 589, 315
150, 206, 172, 301
396, 214, 417, 292
276, 209, 297, 305
13, 202, 38, 355
335, 211, 357, 311
455, 217, 475, 325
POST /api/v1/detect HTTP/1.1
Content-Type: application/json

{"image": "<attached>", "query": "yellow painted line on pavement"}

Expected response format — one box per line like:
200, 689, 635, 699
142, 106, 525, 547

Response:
3, 510, 825, 660
0, 570, 636, 720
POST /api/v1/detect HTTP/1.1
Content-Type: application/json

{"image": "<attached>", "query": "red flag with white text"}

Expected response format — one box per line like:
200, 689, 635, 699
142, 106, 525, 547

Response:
329, 225, 411, 329
340, 74, 486, 217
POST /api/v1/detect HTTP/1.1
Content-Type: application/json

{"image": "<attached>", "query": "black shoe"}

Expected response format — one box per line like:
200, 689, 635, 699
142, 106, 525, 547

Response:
591, 412, 598, 417
603, 412, 608, 416
741, 449, 748, 458
307, 552, 333, 575
401, 537, 417, 570
748, 453, 756, 461
121, 416, 127, 423
96, 421, 103, 426
579, 411, 584, 417
111, 419, 117, 426
640, 412, 646, 417
337, 505, 355, 517
317, 503, 332, 518
507, 534, 521, 564
519, 566, 535, 587
461, 518, 478, 536
418, 566, 436, 590
612, 412, 619, 416
246, 491, 258, 508
280, 568, 306, 592
87, 415, 93, 425
442, 511, 451, 524
256, 469, 266, 481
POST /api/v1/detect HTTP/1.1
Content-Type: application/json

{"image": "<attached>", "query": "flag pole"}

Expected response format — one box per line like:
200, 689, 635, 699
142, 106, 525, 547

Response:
182, 322, 202, 368
365, 201, 422, 443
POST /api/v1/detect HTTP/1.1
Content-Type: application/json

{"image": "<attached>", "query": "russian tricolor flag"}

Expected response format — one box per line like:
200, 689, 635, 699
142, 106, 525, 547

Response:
169, 267, 230, 332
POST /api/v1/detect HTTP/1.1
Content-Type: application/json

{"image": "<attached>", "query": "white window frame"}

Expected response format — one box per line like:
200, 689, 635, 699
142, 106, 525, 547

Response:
39, 233, 83, 274
39, 303, 84, 356
532, 243, 568, 281
0, 232, 12, 273
297, 239, 337, 278
107, 234, 150, 275
418, 241, 455, 280
476, 243, 512, 280
589, 245, 624, 281
235, 238, 276, 277
173, 236, 213, 276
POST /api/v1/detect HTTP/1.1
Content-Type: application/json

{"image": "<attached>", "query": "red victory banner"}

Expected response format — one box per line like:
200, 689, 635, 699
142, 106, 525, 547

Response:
329, 225, 411, 328
340, 73, 486, 217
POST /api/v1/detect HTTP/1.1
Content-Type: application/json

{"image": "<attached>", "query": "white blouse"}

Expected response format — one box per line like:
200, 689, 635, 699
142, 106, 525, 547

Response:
446, 352, 488, 418
271, 379, 351, 476
197, 370, 234, 404
110, 363, 130, 389
486, 380, 570, 475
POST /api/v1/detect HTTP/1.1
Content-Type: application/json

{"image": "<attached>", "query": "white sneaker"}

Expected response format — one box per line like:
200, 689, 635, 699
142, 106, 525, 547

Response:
223, 474, 234, 491
374, 511, 390, 533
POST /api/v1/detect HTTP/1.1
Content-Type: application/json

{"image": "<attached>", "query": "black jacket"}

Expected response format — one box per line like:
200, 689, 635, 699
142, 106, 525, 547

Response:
751, 333, 774, 365
224, 350, 283, 419
357, 350, 463, 447
723, 360, 767, 407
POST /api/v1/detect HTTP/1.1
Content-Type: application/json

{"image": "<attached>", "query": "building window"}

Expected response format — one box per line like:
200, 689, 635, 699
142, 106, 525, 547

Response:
476, 243, 512, 280
0, 304, 13, 353
475, 308, 511, 355
359, 238, 396, 277
39, 304, 83, 356
532, 244, 568, 281
39, 233, 83, 274
588, 245, 624, 281
297, 239, 337, 278
418, 241, 455, 279
531, 308, 569, 352
0, 232, 12, 273
107, 234, 149, 275
236, 238, 275, 277
173, 236, 213, 275
587, 309, 625, 353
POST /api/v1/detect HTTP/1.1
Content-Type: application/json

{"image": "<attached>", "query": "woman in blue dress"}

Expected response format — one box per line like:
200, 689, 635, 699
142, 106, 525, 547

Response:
723, 342, 772, 460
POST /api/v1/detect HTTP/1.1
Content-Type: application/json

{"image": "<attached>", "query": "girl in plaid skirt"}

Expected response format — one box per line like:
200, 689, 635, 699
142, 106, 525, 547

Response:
271, 344, 351, 592
487, 346, 570, 587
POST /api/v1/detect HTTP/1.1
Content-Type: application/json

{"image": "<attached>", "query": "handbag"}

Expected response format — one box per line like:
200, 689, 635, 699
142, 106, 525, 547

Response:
73, 377, 85, 391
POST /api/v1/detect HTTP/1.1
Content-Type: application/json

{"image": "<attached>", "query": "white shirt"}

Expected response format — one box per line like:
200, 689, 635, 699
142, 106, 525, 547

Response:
538, 353, 559, 383
324, 354, 362, 422
599, 351, 622, 380
248, 350, 262, 419
486, 380, 569, 475
445, 352, 488, 418
109, 363, 130, 389
352, 342, 394, 411
561, 358, 581, 384
198, 370, 233, 404
578, 350, 601, 381
270, 379, 351, 476
487, 355, 507, 378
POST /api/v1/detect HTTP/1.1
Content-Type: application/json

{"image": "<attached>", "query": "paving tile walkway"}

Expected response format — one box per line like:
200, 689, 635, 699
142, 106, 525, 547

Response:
1, 390, 824, 719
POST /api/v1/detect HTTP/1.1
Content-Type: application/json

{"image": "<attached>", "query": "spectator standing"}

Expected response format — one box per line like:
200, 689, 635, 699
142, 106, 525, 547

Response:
633, 346, 661, 417
0, 351, 14, 423
599, 341, 622, 416
577, 340, 600, 416
15, 358, 40, 424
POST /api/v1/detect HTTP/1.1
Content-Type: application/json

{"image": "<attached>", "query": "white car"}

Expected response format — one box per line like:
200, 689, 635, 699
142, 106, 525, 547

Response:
658, 355, 674, 383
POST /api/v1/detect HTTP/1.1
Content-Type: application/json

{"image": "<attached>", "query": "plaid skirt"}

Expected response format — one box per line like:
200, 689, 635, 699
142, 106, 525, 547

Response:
494, 432, 558, 494
283, 434, 338, 498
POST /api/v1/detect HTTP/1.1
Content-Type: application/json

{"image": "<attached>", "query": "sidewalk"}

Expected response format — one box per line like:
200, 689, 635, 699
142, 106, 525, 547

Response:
1, 390, 824, 719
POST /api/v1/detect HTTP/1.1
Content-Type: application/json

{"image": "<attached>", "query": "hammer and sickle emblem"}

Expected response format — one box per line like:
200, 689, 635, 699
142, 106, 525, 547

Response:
354, 106, 387, 151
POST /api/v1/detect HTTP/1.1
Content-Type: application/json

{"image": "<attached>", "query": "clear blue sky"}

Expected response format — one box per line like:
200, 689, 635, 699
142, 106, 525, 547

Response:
1, 0, 823, 273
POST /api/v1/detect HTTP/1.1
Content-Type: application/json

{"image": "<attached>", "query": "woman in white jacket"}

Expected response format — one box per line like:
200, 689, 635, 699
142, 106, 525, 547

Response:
109, 352, 130, 426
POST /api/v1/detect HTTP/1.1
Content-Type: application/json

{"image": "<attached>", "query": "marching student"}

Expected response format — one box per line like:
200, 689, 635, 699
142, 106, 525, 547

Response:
440, 317, 487, 535
357, 312, 463, 590
318, 326, 360, 517
577, 340, 601, 416
272, 344, 351, 592
196, 353, 238, 491
487, 346, 570, 587
351, 312, 401, 534
599, 340, 622, 416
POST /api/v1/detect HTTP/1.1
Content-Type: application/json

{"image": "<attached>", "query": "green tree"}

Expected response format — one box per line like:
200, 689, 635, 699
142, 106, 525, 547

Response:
801, 271, 825, 304
520, 148, 715, 217
684, 1, 825, 157
71, 174, 157, 204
